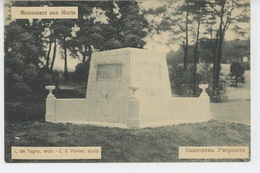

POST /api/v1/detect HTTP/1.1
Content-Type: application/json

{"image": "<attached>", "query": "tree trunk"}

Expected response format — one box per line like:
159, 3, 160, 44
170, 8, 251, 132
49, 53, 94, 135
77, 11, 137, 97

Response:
215, 39, 222, 88
214, 2, 225, 89
64, 38, 69, 81
193, 13, 201, 96
184, 0, 189, 71
45, 38, 52, 71
212, 31, 218, 90
50, 38, 57, 72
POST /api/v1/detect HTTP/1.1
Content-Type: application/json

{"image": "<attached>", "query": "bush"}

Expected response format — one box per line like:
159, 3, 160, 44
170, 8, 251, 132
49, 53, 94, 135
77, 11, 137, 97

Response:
5, 101, 45, 122
5, 64, 59, 100
242, 62, 250, 70
54, 88, 86, 98
209, 78, 228, 102
169, 63, 228, 102
22, 63, 38, 84
11, 83, 31, 98
227, 62, 245, 86
169, 64, 213, 97
71, 61, 90, 83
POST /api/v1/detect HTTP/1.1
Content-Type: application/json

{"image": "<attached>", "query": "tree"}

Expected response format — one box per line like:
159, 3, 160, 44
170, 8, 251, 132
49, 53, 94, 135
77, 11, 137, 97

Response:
189, 0, 207, 96
116, 1, 148, 48
5, 22, 52, 99
99, 1, 149, 50
145, 1, 209, 97
70, 1, 149, 82
149, 0, 208, 95
144, 0, 192, 71
222, 39, 250, 63
69, 1, 106, 64
4, 1, 64, 98
206, 0, 249, 90
53, 19, 74, 80
43, 19, 60, 72
7, 1, 149, 84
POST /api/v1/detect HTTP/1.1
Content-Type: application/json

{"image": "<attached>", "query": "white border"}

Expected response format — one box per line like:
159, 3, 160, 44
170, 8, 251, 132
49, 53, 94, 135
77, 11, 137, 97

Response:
1, 0, 260, 173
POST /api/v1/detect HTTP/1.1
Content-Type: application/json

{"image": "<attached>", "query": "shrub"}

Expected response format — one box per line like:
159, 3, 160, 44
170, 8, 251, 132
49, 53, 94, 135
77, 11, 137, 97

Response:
5, 101, 45, 122
22, 63, 38, 84
11, 83, 31, 98
209, 78, 228, 102
54, 88, 86, 98
71, 61, 90, 83
227, 62, 245, 86
5, 63, 59, 100
169, 63, 228, 102
242, 61, 250, 70
170, 64, 212, 97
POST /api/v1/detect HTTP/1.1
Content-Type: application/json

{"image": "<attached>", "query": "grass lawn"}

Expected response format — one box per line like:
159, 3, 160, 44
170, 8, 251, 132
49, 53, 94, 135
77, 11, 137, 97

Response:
5, 120, 250, 162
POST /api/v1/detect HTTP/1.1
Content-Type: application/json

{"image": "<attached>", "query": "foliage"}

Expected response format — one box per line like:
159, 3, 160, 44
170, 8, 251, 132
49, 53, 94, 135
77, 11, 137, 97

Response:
227, 62, 245, 86
222, 39, 250, 63
4, 21, 54, 99
169, 64, 213, 97
241, 61, 250, 70
169, 63, 228, 102
167, 50, 184, 69
70, 0, 149, 81
116, 1, 148, 48
144, 0, 191, 70
68, 1, 148, 62
10, 83, 32, 98
145, 0, 249, 95
71, 62, 90, 83
5, 1, 149, 99
167, 39, 250, 65
205, 0, 249, 90
230, 62, 245, 78
5, 101, 45, 122
210, 78, 228, 102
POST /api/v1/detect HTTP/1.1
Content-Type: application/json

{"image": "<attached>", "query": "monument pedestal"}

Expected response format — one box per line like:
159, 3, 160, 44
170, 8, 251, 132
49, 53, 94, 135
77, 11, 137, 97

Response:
45, 48, 212, 128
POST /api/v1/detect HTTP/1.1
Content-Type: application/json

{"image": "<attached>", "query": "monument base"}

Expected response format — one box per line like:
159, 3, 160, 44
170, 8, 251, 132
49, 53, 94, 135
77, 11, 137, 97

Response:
127, 119, 141, 128
47, 118, 211, 129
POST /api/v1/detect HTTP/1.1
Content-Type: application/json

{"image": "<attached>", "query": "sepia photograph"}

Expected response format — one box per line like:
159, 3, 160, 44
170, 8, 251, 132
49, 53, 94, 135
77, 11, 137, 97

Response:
4, 0, 251, 164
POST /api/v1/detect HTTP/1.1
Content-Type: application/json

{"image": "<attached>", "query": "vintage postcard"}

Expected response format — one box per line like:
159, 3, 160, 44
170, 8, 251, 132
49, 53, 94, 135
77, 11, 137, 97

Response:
4, 0, 251, 163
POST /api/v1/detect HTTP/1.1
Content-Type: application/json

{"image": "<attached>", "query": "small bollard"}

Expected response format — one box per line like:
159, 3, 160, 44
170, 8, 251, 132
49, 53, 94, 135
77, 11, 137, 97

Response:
45, 85, 56, 98
199, 84, 209, 97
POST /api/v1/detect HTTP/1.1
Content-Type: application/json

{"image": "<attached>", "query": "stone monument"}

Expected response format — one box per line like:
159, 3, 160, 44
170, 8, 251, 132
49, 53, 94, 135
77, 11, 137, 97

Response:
46, 48, 211, 128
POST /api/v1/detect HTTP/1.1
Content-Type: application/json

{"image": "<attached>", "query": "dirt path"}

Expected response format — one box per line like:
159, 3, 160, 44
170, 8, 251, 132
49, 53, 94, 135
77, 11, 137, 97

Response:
211, 70, 250, 125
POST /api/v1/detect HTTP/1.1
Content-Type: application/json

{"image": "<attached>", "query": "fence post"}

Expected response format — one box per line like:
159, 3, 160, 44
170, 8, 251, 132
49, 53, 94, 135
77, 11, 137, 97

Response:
199, 84, 211, 121
45, 86, 56, 122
